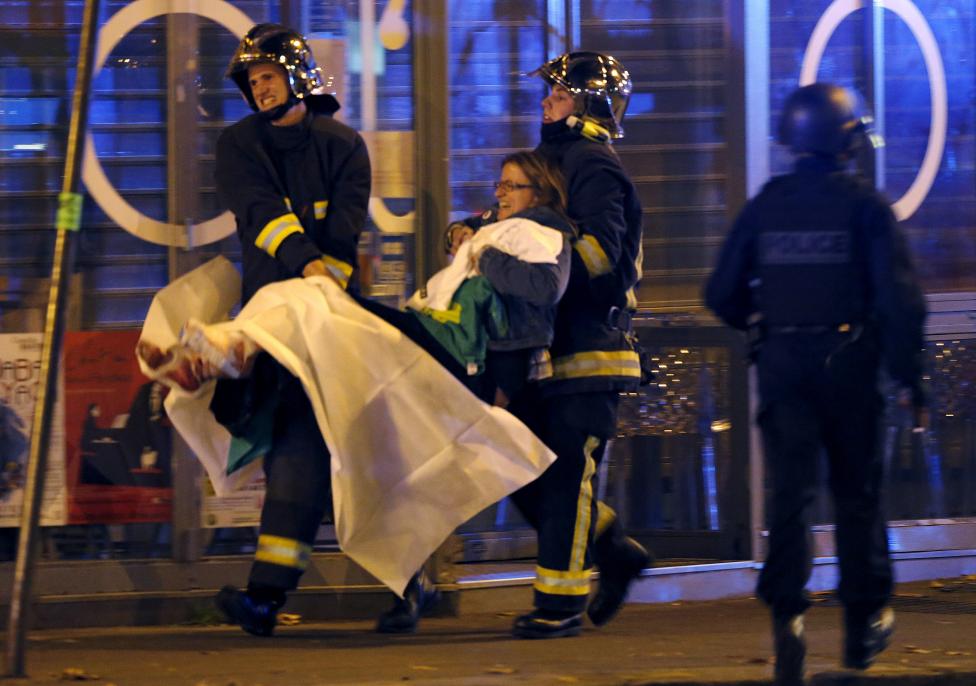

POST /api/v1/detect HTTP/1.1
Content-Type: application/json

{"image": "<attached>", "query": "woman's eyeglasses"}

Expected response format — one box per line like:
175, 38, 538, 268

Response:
493, 181, 536, 193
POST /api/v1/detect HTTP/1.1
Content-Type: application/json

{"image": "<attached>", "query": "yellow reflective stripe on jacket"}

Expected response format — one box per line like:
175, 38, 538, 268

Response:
255, 213, 303, 258
625, 287, 638, 310
422, 302, 462, 325
575, 234, 612, 278
533, 565, 592, 596
551, 350, 641, 381
313, 200, 329, 220
255, 534, 311, 570
569, 440, 598, 571
321, 254, 353, 289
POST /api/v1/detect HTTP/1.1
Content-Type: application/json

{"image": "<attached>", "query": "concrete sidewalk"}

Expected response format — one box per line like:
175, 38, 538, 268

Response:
15, 578, 976, 686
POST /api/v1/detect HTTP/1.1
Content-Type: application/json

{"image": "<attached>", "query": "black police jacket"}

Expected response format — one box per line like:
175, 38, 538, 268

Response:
215, 110, 371, 303
534, 122, 644, 395
705, 155, 926, 396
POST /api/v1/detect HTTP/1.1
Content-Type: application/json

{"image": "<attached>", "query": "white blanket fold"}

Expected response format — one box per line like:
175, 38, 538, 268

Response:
407, 216, 564, 312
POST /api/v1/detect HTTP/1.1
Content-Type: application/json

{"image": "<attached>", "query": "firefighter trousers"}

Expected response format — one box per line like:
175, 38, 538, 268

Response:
509, 388, 620, 613
246, 369, 332, 602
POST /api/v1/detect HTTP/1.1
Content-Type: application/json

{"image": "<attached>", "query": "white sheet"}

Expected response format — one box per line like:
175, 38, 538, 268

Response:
138, 257, 555, 595
407, 216, 564, 312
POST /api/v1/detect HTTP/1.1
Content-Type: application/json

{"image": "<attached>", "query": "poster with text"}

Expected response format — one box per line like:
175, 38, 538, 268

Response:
201, 469, 264, 528
64, 331, 172, 523
0, 333, 67, 526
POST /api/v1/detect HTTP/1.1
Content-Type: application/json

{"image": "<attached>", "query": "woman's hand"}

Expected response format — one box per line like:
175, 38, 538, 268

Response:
447, 224, 474, 256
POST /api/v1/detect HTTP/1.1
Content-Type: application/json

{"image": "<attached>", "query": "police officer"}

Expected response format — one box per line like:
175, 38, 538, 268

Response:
705, 83, 926, 684
212, 23, 371, 636
504, 52, 649, 638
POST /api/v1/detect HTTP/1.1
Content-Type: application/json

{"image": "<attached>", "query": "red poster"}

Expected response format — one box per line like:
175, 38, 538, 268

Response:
64, 331, 172, 523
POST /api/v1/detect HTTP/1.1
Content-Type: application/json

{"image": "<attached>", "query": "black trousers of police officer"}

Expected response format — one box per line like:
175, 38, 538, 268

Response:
507, 388, 620, 614
755, 326, 892, 622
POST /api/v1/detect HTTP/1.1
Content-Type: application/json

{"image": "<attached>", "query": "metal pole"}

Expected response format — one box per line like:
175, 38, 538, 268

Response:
412, 0, 449, 284
862, 0, 886, 189
166, 12, 204, 563
4, 0, 100, 676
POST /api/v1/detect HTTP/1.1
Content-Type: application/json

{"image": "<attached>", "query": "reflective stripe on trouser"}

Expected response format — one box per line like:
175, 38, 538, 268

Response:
248, 370, 332, 593
509, 389, 620, 613
594, 500, 618, 539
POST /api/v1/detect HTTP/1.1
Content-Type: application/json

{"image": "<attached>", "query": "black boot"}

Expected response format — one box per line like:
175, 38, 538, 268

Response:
587, 534, 650, 626
375, 569, 440, 634
844, 606, 895, 670
512, 609, 582, 639
773, 613, 806, 686
215, 585, 282, 637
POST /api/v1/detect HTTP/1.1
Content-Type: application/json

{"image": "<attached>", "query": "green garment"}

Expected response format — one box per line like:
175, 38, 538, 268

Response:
411, 276, 508, 375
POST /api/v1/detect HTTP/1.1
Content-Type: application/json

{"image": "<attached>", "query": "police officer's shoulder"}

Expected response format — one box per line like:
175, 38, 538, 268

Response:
308, 114, 365, 151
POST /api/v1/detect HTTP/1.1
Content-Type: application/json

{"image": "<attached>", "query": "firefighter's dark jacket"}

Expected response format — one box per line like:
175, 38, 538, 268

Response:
533, 122, 644, 395
215, 110, 371, 304
705, 155, 927, 398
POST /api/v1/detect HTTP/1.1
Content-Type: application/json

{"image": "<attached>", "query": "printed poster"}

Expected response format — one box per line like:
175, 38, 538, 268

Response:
64, 330, 172, 523
0, 333, 66, 526
201, 469, 264, 528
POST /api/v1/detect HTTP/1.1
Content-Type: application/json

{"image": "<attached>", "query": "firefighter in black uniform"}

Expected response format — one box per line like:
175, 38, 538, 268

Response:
705, 83, 926, 685
211, 23, 371, 637
503, 52, 650, 638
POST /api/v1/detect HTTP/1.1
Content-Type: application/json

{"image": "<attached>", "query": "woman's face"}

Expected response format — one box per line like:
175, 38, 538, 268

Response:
542, 85, 576, 124
494, 162, 539, 221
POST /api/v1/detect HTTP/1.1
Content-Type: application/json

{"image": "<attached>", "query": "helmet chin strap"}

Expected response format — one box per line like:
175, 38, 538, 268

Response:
566, 115, 611, 144
258, 93, 300, 122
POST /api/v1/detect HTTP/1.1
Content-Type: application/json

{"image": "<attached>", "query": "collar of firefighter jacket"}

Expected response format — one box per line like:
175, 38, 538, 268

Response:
263, 109, 313, 152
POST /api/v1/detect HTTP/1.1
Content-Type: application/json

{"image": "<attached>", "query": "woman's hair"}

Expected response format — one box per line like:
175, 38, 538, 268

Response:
500, 150, 570, 220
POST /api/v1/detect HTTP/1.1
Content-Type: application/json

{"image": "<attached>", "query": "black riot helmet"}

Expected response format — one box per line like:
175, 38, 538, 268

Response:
226, 23, 339, 116
777, 83, 877, 158
531, 51, 632, 139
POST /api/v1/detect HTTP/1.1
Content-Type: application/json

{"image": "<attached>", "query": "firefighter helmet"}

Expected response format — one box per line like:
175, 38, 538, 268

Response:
531, 51, 632, 139
226, 23, 339, 115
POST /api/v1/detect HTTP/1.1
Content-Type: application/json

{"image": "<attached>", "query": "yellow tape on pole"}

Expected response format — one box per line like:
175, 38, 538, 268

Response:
56, 191, 84, 232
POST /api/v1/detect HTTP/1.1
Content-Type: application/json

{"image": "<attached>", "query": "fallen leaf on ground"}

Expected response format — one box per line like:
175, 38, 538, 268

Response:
60, 667, 100, 681
278, 613, 301, 626
485, 665, 516, 675
410, 665, 438, 671
903, 645, 933, 654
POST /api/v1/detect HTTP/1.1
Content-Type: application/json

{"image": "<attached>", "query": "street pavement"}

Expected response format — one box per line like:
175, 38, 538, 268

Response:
15, 578, 976, 686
